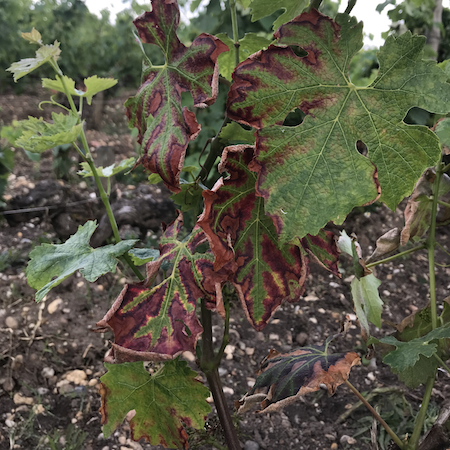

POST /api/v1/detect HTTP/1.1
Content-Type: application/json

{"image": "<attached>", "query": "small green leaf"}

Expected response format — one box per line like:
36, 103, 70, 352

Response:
15, 112, 83, 153
350, 274, 383, 331
376, 324, 450, 372
42, 75, 118, 104
100, 360, 210, 449
7, 41, 61, 82
216, 33, 271, 81
218, 122, 255, 145
78, 158, 136, 178
171, 181, 205, 212
248, 0, 309, 30
42, 75, 76, 95
435, 118, 450, 148
82, 76, 118, 105
129, 248, 160, 265
148, 173, 163, 184
26, 221, 137, 302
21, 28, 42, 45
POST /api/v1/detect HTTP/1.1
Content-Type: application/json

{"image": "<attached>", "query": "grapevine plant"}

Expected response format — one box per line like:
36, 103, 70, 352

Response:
7, 0, 450, 448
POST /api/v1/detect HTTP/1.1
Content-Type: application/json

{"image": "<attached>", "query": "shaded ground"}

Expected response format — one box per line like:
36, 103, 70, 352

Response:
1, 92, 450, 450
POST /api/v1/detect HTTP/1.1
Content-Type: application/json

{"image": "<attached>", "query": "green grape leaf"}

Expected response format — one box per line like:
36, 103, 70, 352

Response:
375, 324, 450, 373
227, 10, 450, 243
21, 28, 43, 45
42, 75, 76, 94
218, 122, 255, 145
350, 273, 383, 332
395, 299, 450, 342
82, 76, 118, 104
394, 354, 439, 388
216, 33, 271, 81
199, 146, 338, 330
125, 0, 228, 193
78, 158, 136, 178
26, 221, 137, 302
171, 181, 205, 213
7, 41, 61, 81
241, 335, 360, 413
96, 213, 230, 361
436, 117, 450, 147
129, 248, 160, 265
100, 360, 210, 449
248, 0, 309, 31
148, 173, 163, 184
42, 75, 118, 104
15, 112, 83, 153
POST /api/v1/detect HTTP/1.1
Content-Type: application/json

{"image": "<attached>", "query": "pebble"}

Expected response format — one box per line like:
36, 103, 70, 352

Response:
224, 345, 235, 360
32, 404, 45, 415
296, 332, 308, 346
269, 333, 279, 340
59, 384, 75, 394
89, 378, 99, 387
65, 369, 87, 385
245, 347, 255, 356
309, 317, 318, 324
13, 393, 34, 405
340, 435, 357, 445
5, 316, 19, 329
244, 440, 260, 450
118, 436, 127, 445
331, 444, 338, 450
47, 298, 63, 315
218, 367, 228, 377
42, 367, 55, 378
182, 351, 195, 362
223, 386, 234, 395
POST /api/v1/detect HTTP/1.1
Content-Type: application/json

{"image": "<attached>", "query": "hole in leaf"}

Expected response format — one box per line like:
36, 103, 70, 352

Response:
283, 108, 306, 127
289, 45, 308, 58
356, 140, 368, 157
404, 107, 431, 126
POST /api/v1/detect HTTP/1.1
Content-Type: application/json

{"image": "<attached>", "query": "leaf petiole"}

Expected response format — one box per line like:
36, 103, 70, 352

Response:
344, 379, 405, 449
365, 244, 426, 268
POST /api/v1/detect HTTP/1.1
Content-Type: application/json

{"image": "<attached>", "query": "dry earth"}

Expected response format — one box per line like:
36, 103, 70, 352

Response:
1, 92, 450, 450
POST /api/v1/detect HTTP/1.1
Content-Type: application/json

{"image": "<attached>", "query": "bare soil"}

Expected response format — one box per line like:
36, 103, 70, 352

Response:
1, 93, 450, 450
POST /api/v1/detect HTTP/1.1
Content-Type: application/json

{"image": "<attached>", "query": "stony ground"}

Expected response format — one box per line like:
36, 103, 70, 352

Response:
1, 92, 450, 450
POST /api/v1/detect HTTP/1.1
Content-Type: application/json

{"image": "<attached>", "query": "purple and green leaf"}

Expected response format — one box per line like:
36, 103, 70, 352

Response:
97, 214, 229, 361
125, 0, 228, 193
100, 360, 210, 449
199, 145, 338, 330
240, 335, 360, 413
227, 10, 450, 242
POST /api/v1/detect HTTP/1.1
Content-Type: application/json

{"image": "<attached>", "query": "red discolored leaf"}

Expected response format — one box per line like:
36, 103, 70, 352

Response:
125, 0, 228, 193
238, 334, 360, 414
97, 213, 229, 362
227, 9, 450, 242
199, 145, 338, 330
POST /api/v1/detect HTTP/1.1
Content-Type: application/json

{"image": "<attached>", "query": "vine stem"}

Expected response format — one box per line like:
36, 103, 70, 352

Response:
344, 380, 405, 449
437, 199, 450, 209
366, 244, 426, 268
344, 0, 357, 14
407, 373, 437, 450
199, 299, 241, 450
229, 0, 240, 67
49, 58, 144, 281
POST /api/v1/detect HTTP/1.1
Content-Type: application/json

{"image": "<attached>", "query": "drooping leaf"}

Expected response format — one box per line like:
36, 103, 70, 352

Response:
7, 41, 61, 82
365, 228, 400, 264
21, 28, 43, 45
216, 33, 271, 81
96, 214, 229, 361
350, 274, 383, 331
395, 298, 450, 342
78, 158, 136, 178
228, 10, 450, 242
100, 360, 210, 449
241, 335, 360, 413
129, 248, 160, 265
199, 145, 309, 330
42, 75, 118, 105
401, 168, 450, 245
248, 0, 309, 31
125, 0, 228, 193
374, 324, 450, 373
15, 112, 83, 153
26, 221, 137, 302
395, 354, 439, 388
